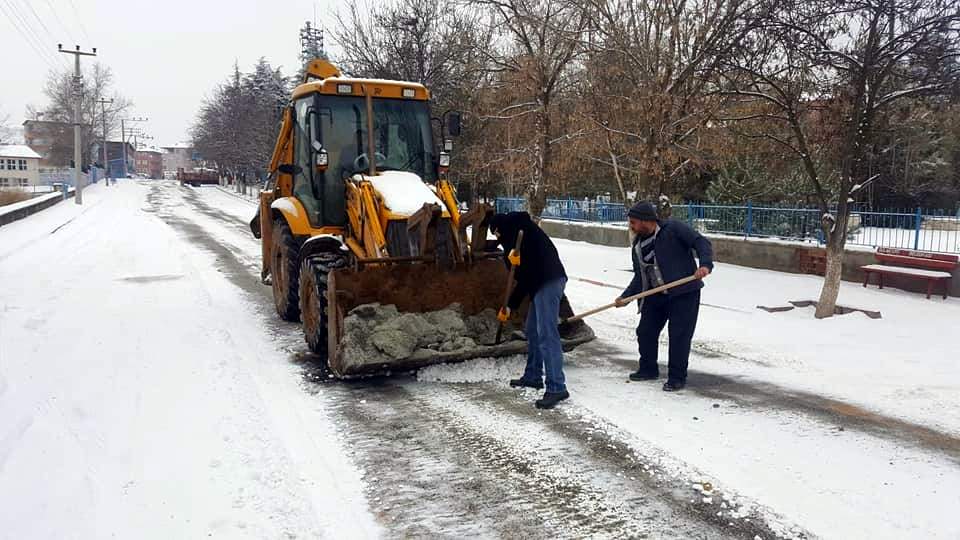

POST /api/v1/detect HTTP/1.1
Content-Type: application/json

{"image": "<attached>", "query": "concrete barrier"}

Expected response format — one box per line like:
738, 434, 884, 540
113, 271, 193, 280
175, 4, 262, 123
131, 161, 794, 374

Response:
540, 220, 633, 248
0, 189, 76, 227
540, 219, 959, 298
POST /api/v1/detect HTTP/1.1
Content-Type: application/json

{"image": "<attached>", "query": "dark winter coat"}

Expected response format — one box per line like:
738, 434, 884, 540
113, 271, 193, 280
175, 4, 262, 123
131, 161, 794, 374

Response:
488, 212, 567, 310
622, 219, 714, 299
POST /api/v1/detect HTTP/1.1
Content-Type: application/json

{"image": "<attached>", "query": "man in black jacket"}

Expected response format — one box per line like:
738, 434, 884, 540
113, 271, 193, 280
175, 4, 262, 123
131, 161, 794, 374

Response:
489, 212, 570, 409
615, 202, 713, 391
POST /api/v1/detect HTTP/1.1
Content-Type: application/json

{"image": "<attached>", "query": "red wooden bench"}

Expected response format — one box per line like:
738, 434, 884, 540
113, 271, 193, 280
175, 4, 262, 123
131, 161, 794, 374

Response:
861, 248, 958, 299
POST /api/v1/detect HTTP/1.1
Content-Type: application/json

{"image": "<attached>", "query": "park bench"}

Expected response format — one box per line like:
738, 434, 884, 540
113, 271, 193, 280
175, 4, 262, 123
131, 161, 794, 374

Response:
861, 247, 958, 299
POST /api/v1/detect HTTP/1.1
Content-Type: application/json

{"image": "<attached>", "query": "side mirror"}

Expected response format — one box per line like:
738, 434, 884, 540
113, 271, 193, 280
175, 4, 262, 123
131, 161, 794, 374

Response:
278, 163, 302, 176
446, 111, 461, 137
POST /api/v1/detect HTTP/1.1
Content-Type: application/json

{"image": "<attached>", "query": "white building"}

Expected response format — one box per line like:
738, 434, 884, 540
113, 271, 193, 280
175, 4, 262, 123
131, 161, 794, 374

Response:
0, 145, 42, 189
161, 145, 195, 175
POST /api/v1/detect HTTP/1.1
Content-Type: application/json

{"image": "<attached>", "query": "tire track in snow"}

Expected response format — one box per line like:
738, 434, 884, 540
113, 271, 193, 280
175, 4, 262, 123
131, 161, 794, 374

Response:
325, 378, 775, 539
456, 384, 786, 539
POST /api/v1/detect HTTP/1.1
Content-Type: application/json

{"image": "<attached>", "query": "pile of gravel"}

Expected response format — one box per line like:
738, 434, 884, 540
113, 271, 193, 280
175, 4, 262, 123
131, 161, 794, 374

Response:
338, 303, 505, 368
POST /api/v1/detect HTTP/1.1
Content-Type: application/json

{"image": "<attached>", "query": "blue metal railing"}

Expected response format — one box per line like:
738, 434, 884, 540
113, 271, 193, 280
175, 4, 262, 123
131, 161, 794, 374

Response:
495, 197, 960, 254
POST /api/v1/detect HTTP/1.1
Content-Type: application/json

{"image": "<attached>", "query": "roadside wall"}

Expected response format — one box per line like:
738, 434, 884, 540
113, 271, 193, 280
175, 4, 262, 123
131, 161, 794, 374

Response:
0, 189, 75, 227
540, 219, 960, 298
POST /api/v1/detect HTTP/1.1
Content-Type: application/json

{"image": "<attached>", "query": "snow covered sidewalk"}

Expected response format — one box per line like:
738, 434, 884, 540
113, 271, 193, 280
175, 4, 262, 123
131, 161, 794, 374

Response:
554, 238, 960, 437
0, 181, 378, 539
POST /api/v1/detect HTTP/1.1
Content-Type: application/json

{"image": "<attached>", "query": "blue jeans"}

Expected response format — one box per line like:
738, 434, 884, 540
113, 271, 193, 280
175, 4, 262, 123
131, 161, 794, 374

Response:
522, 277, 567, 393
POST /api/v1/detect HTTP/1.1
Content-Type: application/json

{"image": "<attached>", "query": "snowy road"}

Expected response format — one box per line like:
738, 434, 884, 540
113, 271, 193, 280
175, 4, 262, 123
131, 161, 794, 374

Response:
2, 180, 958, 539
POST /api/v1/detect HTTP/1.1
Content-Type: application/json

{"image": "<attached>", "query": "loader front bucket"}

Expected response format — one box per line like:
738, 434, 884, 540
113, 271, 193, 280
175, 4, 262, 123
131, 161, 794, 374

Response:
325, 258, 594, 377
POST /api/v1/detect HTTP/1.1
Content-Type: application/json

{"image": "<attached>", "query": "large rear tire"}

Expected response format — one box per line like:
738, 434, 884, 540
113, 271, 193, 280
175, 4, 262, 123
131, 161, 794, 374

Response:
271, 220, 301, 321
299, 252, 348, 357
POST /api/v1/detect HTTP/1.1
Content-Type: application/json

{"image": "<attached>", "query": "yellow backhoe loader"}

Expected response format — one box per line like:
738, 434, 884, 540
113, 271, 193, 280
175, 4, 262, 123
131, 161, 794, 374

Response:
251, 59, 593, 377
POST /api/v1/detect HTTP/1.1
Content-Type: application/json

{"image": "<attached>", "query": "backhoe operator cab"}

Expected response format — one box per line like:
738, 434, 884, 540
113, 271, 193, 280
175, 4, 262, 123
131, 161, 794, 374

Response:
289, 89, 438, 228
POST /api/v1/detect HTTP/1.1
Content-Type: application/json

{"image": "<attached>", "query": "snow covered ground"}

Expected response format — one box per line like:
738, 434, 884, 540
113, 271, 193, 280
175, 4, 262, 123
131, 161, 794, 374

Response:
2, 180, 958, 539
0, 182, 379, 539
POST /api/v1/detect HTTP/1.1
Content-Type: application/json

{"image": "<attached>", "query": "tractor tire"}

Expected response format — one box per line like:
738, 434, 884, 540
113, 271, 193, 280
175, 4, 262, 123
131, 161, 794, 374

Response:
299, 252, 348, 357
271, 220, 301, 321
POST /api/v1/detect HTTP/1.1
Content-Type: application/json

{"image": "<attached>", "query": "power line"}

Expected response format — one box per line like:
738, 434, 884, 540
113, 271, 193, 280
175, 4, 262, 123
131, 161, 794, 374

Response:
0, 0, 65, 70
15, 0, 55, 38
41, 0, 78, 44
12, 0, 70, 69
66, 0, 92, 43
0, 0, 58, 68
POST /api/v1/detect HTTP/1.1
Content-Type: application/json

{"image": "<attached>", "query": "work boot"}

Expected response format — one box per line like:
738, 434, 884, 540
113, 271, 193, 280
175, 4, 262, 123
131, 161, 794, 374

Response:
535, 390, 570, 409
629, 370, 659, 382
662, 380, 686, 392
510, 378, 544, 390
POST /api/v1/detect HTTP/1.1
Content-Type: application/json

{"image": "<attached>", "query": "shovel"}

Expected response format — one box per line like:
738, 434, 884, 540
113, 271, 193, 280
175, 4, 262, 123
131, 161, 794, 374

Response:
560, 274, 700, 325
495, 229, 524, 344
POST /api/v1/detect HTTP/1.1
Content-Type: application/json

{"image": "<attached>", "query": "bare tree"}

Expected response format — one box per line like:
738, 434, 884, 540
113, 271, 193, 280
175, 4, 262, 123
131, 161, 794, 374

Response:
333, 0, 495, 200
721, 0, 960, 317
333, 0, 491, 108
580, 0, 770, 203
40, 63, 133, 166
474, 0, 587, 216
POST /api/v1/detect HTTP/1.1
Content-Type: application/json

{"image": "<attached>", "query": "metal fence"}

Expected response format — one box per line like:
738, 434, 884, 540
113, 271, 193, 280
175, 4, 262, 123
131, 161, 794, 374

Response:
38, 167, 106, 187
495, 197, 960, 254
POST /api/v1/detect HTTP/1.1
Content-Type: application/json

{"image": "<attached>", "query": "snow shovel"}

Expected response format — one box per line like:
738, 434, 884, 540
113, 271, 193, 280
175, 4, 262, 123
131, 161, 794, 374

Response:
495, 229, 524, 344
560, 273, 700, 325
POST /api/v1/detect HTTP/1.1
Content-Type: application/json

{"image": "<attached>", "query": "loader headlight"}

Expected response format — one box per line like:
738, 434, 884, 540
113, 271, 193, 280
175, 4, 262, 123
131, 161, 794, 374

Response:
402, 88, 416, 98
315, 148, 328, 171
337, 83, 353, 94
439, 152, 450, 168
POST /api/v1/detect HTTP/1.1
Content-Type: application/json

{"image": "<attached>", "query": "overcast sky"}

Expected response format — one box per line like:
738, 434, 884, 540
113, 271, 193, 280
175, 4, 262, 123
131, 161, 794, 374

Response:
0, 0, 347, 146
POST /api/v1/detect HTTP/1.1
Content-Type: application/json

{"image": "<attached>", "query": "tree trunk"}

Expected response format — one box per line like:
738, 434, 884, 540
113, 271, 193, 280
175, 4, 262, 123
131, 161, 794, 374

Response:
526, 183, 546, 218
815, 209, 850, 318
815, 241, 844, 318
527, 101, 551, 218
605, 130, 627, 202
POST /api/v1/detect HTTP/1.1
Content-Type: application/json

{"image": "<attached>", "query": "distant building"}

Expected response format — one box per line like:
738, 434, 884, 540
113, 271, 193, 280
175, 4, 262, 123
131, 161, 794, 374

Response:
93, 141, 136, 178
135, 148, 163, 178
22, 120, 75, 168
162, 145, 195, 174
0, 145, 42, 189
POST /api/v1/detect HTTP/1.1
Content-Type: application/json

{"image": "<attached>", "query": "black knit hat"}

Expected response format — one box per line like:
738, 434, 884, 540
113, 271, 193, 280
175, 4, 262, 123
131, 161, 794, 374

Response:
627, 201, 658, 221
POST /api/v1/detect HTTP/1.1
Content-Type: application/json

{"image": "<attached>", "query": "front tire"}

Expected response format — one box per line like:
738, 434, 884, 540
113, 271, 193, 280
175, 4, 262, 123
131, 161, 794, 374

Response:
271, 220, 301, 321
299, 252, 348, 357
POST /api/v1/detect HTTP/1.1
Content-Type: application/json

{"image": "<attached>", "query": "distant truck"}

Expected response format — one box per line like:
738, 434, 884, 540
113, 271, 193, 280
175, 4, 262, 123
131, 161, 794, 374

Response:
177, 168, 219, 187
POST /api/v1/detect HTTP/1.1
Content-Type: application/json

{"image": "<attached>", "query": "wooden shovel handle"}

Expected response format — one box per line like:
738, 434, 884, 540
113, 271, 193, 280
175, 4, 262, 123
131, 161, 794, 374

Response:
562, 274, 700, 324
495, 230, 524, 344
499, 229, 524, 310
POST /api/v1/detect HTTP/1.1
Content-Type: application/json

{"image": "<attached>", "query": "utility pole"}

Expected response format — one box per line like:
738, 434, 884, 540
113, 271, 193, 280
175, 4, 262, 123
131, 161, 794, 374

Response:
96, 97, 113, 185
120, 117, 147, 178
58, 44, 97, 205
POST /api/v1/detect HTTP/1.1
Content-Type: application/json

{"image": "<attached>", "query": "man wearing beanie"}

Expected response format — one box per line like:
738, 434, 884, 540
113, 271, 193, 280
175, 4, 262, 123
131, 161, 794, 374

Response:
615, 201, 713, 391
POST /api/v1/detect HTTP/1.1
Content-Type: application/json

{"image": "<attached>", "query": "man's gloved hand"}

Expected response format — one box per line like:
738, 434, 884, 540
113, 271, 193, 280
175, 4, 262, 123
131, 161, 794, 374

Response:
508, 249, 521, 267
497, 307, 511, 322
695, 266, 711, 279
614, 297, 629, 308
